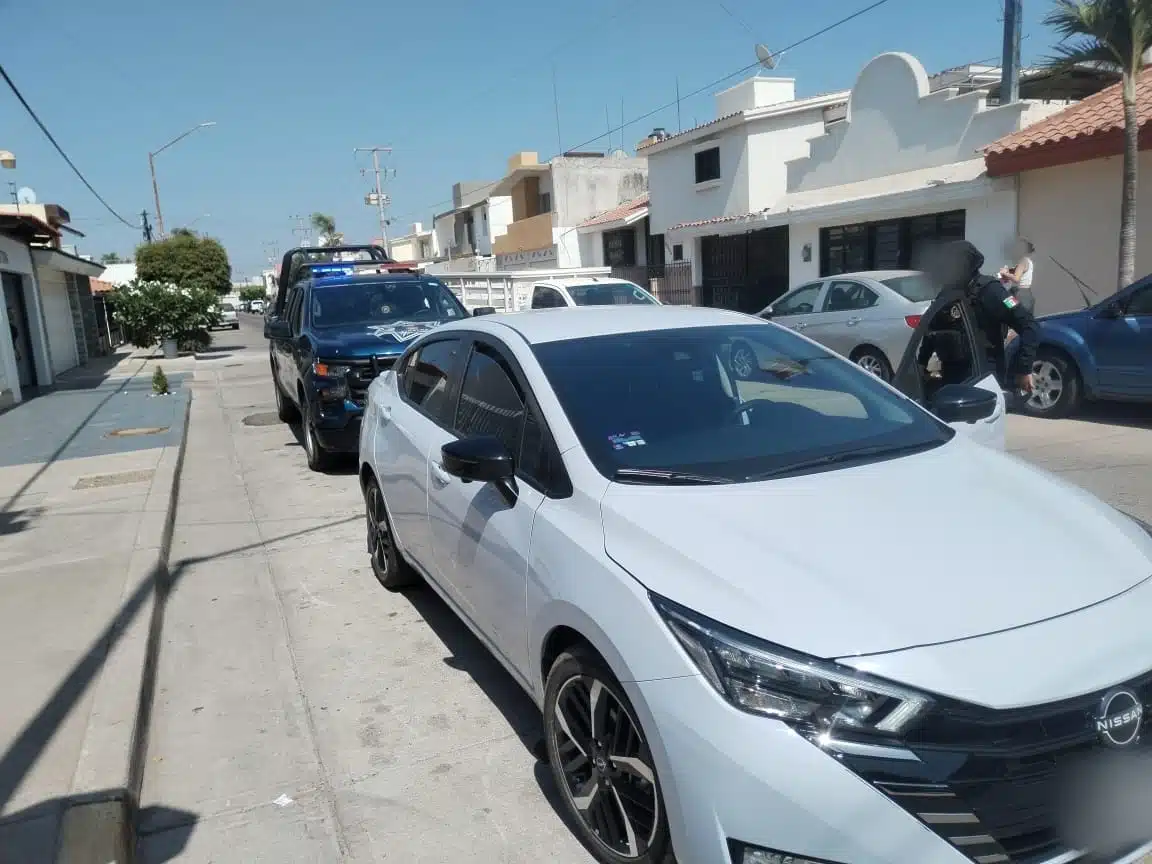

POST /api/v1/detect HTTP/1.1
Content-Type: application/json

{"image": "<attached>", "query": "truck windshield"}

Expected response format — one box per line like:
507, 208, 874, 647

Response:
567, 282, 658, 306
310, 279, 465, 328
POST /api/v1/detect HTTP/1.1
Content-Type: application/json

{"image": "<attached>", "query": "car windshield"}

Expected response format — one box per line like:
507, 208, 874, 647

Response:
219, 303, 235, 312
566, 282, 657, 306
310, 279, 465, 328
533, 324, 952, 483
880, 273, 940, 303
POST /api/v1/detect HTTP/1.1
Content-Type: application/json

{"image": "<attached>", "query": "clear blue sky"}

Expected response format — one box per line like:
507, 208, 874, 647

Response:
1, 0, 1061, 278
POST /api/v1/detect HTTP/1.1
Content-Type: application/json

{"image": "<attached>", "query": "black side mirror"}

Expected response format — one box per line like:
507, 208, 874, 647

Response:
265, 319, 291, 339
759, 308, 774, 320
441, 436, 514, 483
1098, 299, 1123, 319
929, 384, 998, 423
473, 306, 497, 317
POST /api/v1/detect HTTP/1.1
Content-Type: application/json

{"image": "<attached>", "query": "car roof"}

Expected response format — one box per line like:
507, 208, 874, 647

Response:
825, 270, 921, 281
436, 305, 755, 345
535, 276, 639, 289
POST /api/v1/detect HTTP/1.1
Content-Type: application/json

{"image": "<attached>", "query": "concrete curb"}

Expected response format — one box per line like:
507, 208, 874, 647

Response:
55, 392, 192, 864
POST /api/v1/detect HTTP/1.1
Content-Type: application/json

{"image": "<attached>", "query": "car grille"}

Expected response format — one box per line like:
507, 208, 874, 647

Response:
840, 670, 1152, 863
345, 356, 396, 405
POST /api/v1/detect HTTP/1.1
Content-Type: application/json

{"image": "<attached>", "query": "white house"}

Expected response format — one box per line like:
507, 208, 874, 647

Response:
645, 54, 1073, 312
489, 150, 648, 270
388, 222, 437, 264
430, 181, 513, 273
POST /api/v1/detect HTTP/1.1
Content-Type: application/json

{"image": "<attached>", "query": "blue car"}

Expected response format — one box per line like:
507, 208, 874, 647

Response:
1009, 273, 1152, 418
266, 270, 475, 470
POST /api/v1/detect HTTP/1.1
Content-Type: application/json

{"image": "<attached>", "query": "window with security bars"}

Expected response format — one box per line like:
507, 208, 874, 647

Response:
820, 210, 966, 276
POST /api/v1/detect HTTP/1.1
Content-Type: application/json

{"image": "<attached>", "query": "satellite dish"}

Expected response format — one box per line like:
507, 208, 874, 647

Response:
16, 187, 37, 205
755, 44, 778, 70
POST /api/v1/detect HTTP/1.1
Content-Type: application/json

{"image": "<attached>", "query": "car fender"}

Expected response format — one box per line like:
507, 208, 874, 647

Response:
1010, 320, 1101, 397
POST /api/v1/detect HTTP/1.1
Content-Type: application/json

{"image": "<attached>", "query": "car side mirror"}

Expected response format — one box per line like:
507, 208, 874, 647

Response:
1098, 299, 1123, 319
929, 384, 998, 423
759, 308, 774, 320
441, 436, 514, 483
473, 306, 497, 317
265, 319, 291, 339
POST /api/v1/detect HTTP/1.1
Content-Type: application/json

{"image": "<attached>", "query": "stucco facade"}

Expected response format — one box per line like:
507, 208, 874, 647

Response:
1016, 150, 1152, 314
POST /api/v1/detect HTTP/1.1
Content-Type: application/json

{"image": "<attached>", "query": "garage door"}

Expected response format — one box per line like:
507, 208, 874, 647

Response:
40, 270, 78, 376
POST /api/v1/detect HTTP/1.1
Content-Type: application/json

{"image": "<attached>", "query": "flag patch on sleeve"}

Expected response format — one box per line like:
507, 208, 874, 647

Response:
1003, 295, 1019, 309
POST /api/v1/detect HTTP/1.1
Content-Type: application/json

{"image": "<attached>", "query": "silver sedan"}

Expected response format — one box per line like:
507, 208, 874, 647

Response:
739, 270, 939, 382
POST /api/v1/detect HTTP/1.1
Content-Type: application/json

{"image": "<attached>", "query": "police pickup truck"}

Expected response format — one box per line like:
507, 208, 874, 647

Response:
264, 245, 494, 470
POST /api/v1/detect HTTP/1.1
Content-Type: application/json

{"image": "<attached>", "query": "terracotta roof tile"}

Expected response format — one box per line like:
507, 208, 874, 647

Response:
577, 194, 650, 228
90, 278, 116, 294
985, 66, 1152, 156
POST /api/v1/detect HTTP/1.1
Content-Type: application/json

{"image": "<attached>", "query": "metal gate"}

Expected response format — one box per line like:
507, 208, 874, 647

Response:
701, 226, 789, 313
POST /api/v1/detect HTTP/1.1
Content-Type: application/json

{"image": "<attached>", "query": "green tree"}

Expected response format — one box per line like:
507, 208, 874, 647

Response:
1044, 0, 1152, 289
310, 212, 344, 246
239, 285, 265, 302
136, 231, 232, 294
99, 252, 122, 265
109, 279, 219, 348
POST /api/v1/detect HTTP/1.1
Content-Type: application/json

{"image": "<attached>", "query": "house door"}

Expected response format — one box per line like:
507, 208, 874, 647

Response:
746, 226, 789, 313
701, 234, 748, 310
3, 272, 36, 388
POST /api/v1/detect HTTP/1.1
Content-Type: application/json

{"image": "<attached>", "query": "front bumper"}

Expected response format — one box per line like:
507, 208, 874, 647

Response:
631, 673, 1152, 864
311, 400, 362, 453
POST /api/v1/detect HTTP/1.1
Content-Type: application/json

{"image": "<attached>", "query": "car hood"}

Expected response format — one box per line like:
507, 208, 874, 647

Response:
312, 319, 450, 359
601, 439, 1152, 658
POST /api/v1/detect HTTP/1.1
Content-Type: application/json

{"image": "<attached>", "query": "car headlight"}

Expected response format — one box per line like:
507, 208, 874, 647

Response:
653, 596, 931, 738
311, 361, 351, 399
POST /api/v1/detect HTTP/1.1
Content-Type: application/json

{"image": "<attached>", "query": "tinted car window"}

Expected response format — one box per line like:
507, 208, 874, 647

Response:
824, 282, 877, 312
532, 286, 565, 309
454, 346, 525, 458
312, 279, 464, 328
566, 283, 657, 306
534, 325, 950, 482
881, 273, 940, 303
774, 284, 822, 315
402, 338, 462, 423
1126, 284, 1152, 315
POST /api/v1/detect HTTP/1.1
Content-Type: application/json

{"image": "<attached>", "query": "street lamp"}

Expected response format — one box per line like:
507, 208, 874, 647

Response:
0, 150, 15, 169
148, 122, 216, 239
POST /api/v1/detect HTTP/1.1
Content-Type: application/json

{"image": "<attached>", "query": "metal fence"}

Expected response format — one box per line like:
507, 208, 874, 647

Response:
611, 261, 696, 306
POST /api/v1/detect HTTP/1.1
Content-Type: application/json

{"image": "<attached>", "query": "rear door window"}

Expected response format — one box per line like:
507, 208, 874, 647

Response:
400, 338, 464, 426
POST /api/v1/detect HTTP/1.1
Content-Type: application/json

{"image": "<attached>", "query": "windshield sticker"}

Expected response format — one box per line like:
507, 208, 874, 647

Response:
367, 321, 442, 342
609, 432, 646, 450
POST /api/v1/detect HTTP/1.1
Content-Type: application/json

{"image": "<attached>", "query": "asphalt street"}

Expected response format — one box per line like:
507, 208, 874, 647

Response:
136, 312, 1152, 862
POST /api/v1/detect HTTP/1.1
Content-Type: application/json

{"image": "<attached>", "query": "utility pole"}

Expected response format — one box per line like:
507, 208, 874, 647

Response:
141, 210, 154, 244
291, 214, 312, 247
355, 147, 392, 256
1000, 0, 1022, 105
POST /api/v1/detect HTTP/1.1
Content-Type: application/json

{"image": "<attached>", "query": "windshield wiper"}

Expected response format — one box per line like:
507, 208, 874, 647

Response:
612, 468, 731, 485
745, 441, 939, 482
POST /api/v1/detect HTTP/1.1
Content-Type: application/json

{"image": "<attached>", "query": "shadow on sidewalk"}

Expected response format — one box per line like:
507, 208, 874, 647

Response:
0, 516, 359, 857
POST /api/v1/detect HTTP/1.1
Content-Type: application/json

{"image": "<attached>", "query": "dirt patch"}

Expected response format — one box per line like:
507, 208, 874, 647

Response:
242, 412, 282, 427
74, 469, 156, 490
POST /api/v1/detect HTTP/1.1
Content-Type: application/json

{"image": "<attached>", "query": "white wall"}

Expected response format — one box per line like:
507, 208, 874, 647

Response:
1019, 150, 1152, 314
551, 156, 648, 229
648, 130, 746, 234
486, 196, 513, 247
788, 53, 1030, 193
433, 213, 455, 256
745, 110, 832, 212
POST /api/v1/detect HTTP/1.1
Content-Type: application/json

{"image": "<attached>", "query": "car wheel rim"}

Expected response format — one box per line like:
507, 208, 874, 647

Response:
732, 347, 753, 378
304, 411, 317, 458
552, 675, 660, 860
856, 354, 885, 378
366, 485, 390, 576
1028, 360, 1063, 411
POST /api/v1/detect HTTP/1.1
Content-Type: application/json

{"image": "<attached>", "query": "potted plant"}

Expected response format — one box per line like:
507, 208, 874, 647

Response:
108, 279, 218, 358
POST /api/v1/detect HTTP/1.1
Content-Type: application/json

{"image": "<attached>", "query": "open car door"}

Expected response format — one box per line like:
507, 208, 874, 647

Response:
891, 288, 1006, 450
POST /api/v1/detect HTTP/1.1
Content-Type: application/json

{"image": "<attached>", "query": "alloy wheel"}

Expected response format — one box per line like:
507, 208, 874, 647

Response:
1027, 359, 1063, 412
551, 675, 660, 860
366, 483, 391, 579
856, 353, 887, 379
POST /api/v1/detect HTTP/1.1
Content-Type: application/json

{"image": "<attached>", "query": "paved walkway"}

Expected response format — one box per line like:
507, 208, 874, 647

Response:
0, 349, 191, 863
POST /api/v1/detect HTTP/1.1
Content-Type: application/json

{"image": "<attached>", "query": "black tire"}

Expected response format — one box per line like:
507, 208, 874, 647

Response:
850, 346, 893, 382
302, 399, 333, 472
233, 322, 240, 330
1018, 348, 1082, 419
729, 340, 757, 381
272, 365, 300, 423
544, 646, 671, 864
363, 475, 418, 590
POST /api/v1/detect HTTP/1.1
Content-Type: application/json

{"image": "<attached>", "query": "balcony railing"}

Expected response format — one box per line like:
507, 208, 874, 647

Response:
493, 212, 554, 256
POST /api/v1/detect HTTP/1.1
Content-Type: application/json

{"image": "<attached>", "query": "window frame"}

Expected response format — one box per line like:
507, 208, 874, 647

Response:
822, 280, 879, 313
772, 282, 825, 317
396, 336, 467, 430
531, 285, 567, 309
449, 334, 572, 498
694, 145, 721, 185
1122, 282, 1152, 316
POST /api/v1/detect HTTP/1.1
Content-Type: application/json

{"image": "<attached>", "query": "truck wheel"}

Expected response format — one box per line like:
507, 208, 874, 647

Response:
272, 365, 300, 423
303, 402, 333, 472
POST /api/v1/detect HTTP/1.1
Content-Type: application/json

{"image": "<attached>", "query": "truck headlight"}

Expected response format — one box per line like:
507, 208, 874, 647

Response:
653, 595, 931, 738
312, 361, 350, 400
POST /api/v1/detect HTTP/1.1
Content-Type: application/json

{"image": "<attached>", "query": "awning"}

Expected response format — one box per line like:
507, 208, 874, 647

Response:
32, 248, 105, 277
0, 213, 59, 245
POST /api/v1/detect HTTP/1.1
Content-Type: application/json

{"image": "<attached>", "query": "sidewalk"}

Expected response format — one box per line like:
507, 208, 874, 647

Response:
0, 348, 193, 863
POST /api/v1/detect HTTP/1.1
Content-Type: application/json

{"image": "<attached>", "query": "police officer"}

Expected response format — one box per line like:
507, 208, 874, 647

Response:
923, 239, 1040, 396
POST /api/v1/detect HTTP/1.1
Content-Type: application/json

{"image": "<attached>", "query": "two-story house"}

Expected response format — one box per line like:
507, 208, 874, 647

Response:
431, 181, 513, 272
490, 150, 648, 270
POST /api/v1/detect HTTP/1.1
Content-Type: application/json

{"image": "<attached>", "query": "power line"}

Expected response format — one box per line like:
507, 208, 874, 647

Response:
0, 62, 140, 229
390, 0, 897, 224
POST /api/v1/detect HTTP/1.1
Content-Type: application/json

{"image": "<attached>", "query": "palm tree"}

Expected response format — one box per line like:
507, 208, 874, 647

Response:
1044, 0, 1152, 290
310, 213, 343, 247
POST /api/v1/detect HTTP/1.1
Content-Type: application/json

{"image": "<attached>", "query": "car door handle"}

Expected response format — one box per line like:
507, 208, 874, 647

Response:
431, 462, 452, 488
846, 317, 861, 326
793, 322, 808, 330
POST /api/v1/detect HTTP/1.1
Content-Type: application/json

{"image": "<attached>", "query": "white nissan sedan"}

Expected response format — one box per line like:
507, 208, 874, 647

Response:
358, 306, 1152, 864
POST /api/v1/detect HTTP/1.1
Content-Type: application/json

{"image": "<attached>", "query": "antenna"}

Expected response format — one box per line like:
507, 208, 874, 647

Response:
16, 186, 37, 205
755, 43, 778, 70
